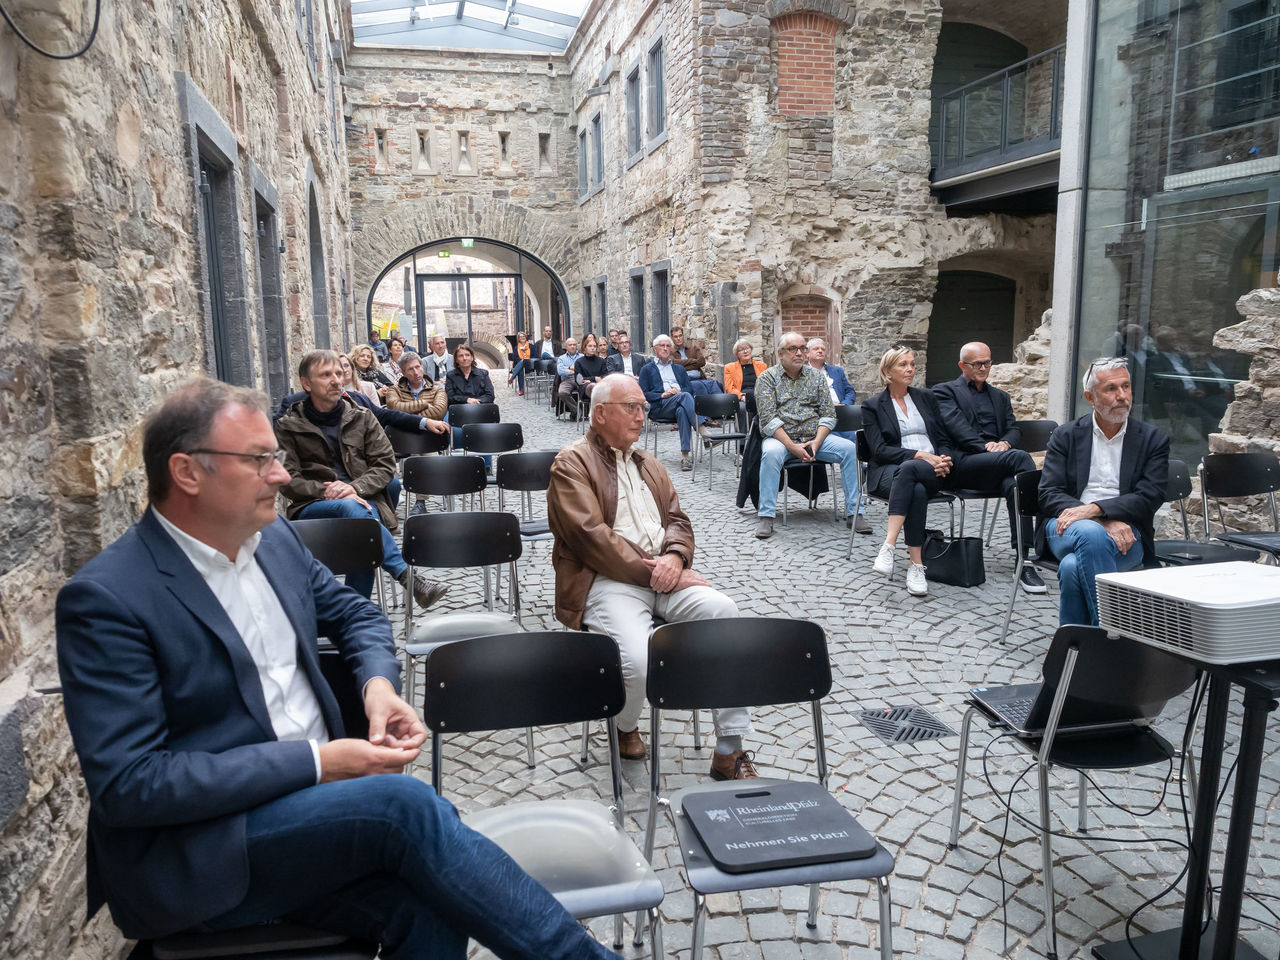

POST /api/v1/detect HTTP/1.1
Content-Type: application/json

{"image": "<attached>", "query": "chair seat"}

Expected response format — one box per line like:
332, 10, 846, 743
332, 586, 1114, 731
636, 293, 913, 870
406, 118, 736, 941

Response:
1038, 726, 1175, 771
669, 781, 895, 896
1215, 531, 1280, 554
464, 799, 664, 918
519, 519, 552, 538
152, 922, 375, 960
406, 612, 522, 654
1155, 540, 1259, 566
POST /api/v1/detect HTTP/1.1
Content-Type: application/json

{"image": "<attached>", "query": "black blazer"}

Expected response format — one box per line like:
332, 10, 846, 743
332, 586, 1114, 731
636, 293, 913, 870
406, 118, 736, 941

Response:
1036, 414, 1170, 563
932, 375, 1020, 453
604, 352, 649, 377
861, 388, 957, 493
532, 338, 561, 359
445, 367, 495, 405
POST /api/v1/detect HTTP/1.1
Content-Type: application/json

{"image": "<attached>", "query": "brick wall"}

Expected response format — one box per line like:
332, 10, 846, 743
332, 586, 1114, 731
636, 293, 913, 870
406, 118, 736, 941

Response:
773, 13, 838, 117
781, 295, 832, 343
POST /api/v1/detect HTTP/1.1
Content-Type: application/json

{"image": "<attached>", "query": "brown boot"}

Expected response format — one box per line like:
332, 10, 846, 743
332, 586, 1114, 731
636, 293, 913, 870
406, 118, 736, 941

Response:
710, 749, 760, 781
617, 727, 646, 760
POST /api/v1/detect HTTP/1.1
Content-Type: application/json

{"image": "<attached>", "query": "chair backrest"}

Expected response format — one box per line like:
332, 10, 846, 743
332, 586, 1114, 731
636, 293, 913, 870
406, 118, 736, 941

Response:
855, 429, 870, 463
448, 402, 501, 427
647, 617, 832, 711
1201, 452, 1280, 499
1015, 419, 1058, 454
495, 450, 557, 492
1037, 625, 1197, 730
402, 510, 522, 567
462, 421, 523, 454
384, 425, 450, 459
402, 454, 487, 497
290, 518, 382, 577
693, 392, 739, 420
1013, 468, 1042, 518
1165, 458, 1192, 501
834, 404, 862, 433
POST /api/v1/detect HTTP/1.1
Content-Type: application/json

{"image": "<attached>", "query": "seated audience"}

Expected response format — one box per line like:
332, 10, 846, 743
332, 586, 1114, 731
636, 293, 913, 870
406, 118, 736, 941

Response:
55, 377, 621, 960
341, 351, 381, 407
933, 342, 1044, 593
640, 334, 702, 471
368, 327, 390, 362
423, 334, 453, 382
275, 350, 448, 609
606, 328, 624, 357
671, 326, 717, 395
507, 329, 532, 395
384, 352, 448, 427
753, 333, 865, 539
381, 336, 407, 384
353, 344, 394, 400
1038, 357, 1169, 625
554, 337, 583, 419
546, 374, 757, 780
444, 343, 495, 406
806, 338, 857, 441
724, 338, 767, 431
533, 325, 560, 360
603, 334, 648, 380
575, 334, 610, 401
862, 346, 959, 596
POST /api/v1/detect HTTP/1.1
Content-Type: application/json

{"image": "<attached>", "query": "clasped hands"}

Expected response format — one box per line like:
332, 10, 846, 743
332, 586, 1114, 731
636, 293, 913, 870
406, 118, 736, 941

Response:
322, 481, 369, 509
913, 450, 953, 476
319, 677, 426, 782
643, 551, 709, 594
1055, 504, 1135, 553
786, 437, 824, 462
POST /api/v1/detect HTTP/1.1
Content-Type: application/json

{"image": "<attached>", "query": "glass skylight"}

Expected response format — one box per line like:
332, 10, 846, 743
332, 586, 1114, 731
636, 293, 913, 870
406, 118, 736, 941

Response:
351, 0, 587, 52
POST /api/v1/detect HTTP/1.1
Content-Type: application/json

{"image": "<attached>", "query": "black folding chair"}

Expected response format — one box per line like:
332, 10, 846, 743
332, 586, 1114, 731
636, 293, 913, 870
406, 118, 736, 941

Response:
422, 632, 664, 956
640, 617, 895, 960
1199, 452, 1280, 561
291, 516, 386, 612
998, 469, 1056, 645
1156, 458, 1259, 566
402, 453, 487, 514
384, 425, 451, 523
948, 625, 1197, 960
691, 393, 747, 488
447, 402, 500, 455
461, 422, 523, 461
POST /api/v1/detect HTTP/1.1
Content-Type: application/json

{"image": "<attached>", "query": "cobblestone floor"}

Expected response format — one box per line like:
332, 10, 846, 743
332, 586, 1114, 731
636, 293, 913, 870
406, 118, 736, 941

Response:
398, 377, 1280, 960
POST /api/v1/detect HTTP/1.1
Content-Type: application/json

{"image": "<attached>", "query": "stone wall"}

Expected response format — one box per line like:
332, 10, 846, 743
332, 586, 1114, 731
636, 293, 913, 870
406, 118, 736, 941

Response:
989, 310, 1053, 419
0, 0, 354, 956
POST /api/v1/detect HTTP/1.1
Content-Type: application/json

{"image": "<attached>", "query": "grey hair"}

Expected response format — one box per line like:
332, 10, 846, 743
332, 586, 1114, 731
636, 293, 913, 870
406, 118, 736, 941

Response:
806, 337, 826, 351
1083, 357, 1130, 394
143, 378, 269, 502
652, 334, 673, 349
588, 374, 633, 425
777, 331, 806, 355
732, 338, 753, 355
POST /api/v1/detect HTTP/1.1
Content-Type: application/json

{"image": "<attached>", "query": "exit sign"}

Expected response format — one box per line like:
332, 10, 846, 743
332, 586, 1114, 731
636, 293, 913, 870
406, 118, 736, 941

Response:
461, 238, 475, 248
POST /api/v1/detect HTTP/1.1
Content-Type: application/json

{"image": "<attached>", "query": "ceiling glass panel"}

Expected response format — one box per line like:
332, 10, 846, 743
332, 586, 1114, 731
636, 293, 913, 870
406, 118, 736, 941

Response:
351, 0, 587, 52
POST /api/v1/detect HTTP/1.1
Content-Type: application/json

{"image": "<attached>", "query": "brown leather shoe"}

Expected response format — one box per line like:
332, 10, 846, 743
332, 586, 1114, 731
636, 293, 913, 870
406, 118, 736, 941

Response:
710, 749, 760, 781
617, 727, 646, 760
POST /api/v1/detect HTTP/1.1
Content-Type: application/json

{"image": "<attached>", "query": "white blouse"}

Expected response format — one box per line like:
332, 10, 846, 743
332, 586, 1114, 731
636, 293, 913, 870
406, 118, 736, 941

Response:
894, 394, 935, 455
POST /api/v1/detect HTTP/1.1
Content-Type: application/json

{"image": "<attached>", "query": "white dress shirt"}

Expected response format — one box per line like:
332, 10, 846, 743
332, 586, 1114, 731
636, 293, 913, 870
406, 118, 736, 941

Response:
611, 449, 665, 555
152, 509, 327, 780
894, 395, 935, 455
1080, 414, 1127, 505
622, 355, 634, 376
656, 360, 679, 390
813, 366, 839, 404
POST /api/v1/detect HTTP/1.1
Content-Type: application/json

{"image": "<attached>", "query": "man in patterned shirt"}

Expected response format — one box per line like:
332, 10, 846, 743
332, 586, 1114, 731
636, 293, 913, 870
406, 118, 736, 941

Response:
753, 332, 863, 539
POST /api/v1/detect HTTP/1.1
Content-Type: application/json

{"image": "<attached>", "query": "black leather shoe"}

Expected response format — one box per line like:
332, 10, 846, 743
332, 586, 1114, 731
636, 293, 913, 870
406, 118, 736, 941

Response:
1019, 565, 1047, 594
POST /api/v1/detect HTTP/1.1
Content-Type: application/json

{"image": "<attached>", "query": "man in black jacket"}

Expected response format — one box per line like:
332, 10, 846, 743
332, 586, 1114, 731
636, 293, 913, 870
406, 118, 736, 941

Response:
1037, 357, 1169, 625
933, 341, 1043, 593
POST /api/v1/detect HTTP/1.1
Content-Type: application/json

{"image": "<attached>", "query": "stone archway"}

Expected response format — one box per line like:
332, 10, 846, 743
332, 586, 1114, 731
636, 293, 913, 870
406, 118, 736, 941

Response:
351, 196, 578, 335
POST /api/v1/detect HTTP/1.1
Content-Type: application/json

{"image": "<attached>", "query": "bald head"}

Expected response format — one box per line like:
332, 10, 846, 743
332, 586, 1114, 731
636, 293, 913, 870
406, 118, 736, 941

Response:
958, 341, 993, 385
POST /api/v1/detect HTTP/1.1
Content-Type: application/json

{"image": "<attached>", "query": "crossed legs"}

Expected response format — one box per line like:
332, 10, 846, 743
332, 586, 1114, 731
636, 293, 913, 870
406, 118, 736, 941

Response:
1046, 518, 1145, 625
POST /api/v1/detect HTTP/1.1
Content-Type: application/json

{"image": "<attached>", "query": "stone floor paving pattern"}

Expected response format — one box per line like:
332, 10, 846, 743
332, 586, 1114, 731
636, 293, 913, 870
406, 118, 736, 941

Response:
397, 378, 1280, 960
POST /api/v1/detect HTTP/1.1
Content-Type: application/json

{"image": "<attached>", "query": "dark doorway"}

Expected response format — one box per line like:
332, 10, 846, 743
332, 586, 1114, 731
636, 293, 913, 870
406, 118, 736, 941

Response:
308, 190, 330, 349
255, 198, 289, 404
926, 271, 1017, 385
929, 23, 1028, 170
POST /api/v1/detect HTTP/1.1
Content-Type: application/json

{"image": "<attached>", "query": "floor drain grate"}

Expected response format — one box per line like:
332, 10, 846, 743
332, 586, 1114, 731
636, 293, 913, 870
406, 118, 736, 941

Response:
858, 705, 955, 745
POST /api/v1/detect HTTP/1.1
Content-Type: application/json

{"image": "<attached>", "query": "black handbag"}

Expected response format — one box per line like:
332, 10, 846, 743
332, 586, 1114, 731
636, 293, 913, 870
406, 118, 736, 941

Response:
921, 529, 986, 587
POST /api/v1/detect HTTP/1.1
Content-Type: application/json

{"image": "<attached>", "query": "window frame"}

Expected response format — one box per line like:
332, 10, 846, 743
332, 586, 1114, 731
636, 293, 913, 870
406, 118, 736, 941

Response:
647, 33, 668, 153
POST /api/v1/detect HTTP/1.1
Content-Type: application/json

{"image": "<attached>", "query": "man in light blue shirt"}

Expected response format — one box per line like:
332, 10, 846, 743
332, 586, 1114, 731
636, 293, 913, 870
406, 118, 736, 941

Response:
555, 337, 582, 419
638, 335, 700, 471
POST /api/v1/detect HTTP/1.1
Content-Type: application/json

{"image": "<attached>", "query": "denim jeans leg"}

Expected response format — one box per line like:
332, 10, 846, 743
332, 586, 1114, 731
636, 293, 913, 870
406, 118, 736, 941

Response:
202, 777, 620, 960
814, 435, 861, 516
1047, 519, 1144, 625
757, 437, 787, 518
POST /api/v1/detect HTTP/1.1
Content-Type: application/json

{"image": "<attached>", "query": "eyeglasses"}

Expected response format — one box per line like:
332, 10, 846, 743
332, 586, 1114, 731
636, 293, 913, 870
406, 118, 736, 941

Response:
781, 345, 809, 354
962, 359, 993, 369
188, 448, 288, 476
1088, 356, 1128, 371
599, 401, 649, 416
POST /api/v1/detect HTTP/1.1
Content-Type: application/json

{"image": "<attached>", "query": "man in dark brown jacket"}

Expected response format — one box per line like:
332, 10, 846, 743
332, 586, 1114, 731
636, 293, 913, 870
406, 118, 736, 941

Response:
546, 374, 756, 780
276, 350, 447, 610
383, 352, 449, 423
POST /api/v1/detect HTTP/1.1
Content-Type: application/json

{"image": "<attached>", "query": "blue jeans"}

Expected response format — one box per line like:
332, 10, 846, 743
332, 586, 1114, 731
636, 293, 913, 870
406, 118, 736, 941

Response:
201, 776, 620, 960
649, 393, 698, 453
1046, 518, 1144, 626
295, 499, 407, 595
509, 359, 529, 392
687, 378, 718, 396
757, 434, 862, 519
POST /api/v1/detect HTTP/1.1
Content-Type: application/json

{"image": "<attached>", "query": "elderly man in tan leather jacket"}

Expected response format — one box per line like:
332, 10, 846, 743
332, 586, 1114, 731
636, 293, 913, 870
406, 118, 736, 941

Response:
547, 374, 757, 780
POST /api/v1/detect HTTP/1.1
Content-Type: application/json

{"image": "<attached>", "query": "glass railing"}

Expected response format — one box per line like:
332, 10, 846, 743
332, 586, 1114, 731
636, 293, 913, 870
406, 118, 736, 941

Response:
933, 44, 1065, 180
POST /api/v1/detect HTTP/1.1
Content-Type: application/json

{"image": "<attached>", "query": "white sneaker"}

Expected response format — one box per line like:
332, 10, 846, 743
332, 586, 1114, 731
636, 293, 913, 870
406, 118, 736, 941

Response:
906, 563, 928, 596
873, 543, 895, 577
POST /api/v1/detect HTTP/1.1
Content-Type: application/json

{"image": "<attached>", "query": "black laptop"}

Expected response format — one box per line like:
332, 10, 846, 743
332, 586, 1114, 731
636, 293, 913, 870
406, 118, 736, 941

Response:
969, 680, 1156, 738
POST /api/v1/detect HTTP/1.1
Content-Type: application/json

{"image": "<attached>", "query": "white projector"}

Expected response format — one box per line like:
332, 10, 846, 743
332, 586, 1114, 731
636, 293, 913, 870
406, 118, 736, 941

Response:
1096, 562, 1280, 665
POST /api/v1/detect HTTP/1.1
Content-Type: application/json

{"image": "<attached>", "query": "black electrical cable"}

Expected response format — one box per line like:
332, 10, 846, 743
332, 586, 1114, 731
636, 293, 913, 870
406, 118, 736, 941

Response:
0, 0, 101, 60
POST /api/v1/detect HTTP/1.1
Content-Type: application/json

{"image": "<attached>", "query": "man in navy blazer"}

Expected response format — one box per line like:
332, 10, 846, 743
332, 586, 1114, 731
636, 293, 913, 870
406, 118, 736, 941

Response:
55, 380, 618, 959
933, 341, 1044, 593
1037, 358, 1169, 625
640, 333, 702, 470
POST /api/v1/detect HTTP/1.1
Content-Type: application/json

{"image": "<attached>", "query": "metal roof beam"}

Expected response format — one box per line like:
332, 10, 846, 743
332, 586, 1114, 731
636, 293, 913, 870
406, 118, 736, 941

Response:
353, 15, 568, 48
351, 0, 426, 14
429, 0, 579, 26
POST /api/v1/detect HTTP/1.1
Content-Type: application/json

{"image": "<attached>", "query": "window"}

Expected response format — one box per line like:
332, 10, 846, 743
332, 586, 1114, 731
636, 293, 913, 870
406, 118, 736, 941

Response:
629, 270, 646, 348
595, 279, 607, 330
582, 284, 594, 334
648, 38, 666, 142
374, 128, 389, 171
255, 197, 289, 404
1212, 1, 1280, 129
413, 129, 434, 173
625, 66, 643, 159
307, 189, 330, 349
199, 159, 234, 383
578, 128, 588, 196
538, 132, 553, 174
590, 111, 603, 187
651, 264, 670, 337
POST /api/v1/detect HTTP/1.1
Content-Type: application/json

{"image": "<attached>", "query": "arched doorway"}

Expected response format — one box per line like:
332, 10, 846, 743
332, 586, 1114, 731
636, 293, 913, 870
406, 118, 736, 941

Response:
926, 270, 1016, 385
363, 238, 571, 359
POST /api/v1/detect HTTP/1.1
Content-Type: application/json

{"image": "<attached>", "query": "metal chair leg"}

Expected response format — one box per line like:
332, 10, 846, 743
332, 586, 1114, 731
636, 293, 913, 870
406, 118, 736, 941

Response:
613, 912, 623, 949
525, 726, 535, 768
1077, 771, 1088, 832
1038, 757, 1060, 960
579, 721, 591, 767
949, 706, 979, 848
692, 710, 702, 750
648, 907, 664, 960
690, 892, 707, 960
998, 556, 1023, 645
806, 882, 820, 928
877, 875, 893, 960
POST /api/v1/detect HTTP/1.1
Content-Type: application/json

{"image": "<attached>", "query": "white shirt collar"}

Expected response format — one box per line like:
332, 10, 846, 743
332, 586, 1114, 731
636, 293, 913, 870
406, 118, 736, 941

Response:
1091, 412, 1128, 444
152, 506, 261, 574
